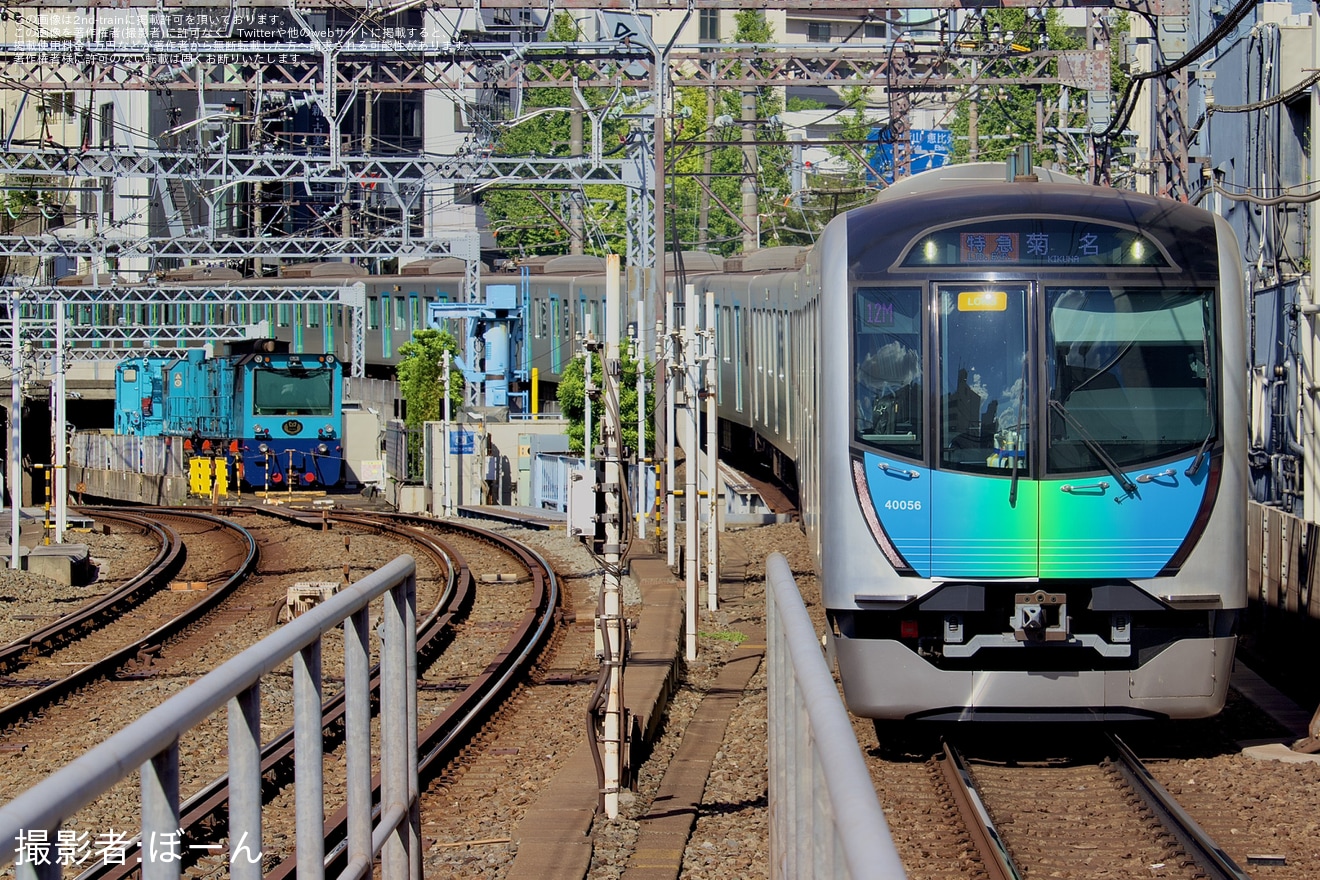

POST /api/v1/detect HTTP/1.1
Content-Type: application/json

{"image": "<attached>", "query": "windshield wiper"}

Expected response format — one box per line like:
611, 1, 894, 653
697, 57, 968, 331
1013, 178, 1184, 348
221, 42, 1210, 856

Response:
1185, 432, 1212, 478
1185, 314, 1216, 478
1009, 448, 1020, 507
1048, 399, 1138, 498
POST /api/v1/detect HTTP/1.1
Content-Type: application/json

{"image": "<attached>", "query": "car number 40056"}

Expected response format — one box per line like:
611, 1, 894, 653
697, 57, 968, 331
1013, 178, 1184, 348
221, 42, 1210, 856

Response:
884, 499, 922, 511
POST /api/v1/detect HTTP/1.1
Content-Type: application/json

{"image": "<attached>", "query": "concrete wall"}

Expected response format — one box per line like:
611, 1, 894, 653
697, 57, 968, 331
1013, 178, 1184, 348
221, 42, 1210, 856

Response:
70, 465, 189, 506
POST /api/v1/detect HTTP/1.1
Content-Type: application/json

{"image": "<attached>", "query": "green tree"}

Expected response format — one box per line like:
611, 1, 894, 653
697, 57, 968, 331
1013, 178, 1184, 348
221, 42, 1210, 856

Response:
479, 12, 636, 257
556, 346, 654, 456
668, 11, 789, 255
396, 329, 462, 428
947, 10, 1130, 176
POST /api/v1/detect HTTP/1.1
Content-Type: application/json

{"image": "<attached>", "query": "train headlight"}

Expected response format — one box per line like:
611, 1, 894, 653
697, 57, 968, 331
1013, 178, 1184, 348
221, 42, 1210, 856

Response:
316, 443, 329, 455
258, 443, 269, 454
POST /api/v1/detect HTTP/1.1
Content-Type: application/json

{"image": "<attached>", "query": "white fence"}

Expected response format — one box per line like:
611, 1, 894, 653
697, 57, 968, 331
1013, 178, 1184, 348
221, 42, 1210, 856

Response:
69, 433, 186, 478
766, 552, 907, 879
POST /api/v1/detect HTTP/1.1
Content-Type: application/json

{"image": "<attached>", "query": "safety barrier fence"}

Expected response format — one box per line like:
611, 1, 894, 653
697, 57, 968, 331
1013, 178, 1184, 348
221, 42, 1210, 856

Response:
766, 552, 908, 879
0, 555, 421, 880
69, 433, 186, 478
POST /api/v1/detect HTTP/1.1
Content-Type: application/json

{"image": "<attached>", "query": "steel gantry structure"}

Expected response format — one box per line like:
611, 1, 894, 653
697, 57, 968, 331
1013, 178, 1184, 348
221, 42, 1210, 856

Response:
0, 0, 1195, 359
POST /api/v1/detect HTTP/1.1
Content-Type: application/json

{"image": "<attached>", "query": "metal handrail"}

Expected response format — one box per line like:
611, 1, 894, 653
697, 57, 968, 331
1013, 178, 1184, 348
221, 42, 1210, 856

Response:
0, 554, 420, 880
766, 552, 907, 879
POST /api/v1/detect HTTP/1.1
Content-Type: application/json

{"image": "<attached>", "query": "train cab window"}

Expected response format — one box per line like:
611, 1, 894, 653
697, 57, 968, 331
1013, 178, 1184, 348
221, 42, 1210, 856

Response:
938, 285, 1029, 474
853, 287, 922, 459
1046, 287, 1215, 473
253, 368, 335, 416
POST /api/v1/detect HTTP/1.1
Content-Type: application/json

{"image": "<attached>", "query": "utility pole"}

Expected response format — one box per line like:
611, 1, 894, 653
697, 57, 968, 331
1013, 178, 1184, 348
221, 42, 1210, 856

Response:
665, 287, 677, 570
442, 349, 452, 517
53, 306, 66, 543
634, 304, 647, 536
740, 88, 758, 252
598, 254, 626, 819
683, 284, 699, 661
9, 294, 21, 570
704, 290, 718, 611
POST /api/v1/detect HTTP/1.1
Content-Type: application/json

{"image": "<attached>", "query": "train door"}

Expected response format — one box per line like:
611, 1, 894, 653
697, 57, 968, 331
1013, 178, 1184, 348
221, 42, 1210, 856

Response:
930, 282, 1038, 578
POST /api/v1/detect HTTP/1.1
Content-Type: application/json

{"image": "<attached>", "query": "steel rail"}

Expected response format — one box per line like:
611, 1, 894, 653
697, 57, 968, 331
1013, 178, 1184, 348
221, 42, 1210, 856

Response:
268, 513, 560, 880
75, 509, 467, 880
0, 509, 258, 731
1108, 734, 1253, 880
937, 742, 1023, 880
0, 509, 178, 675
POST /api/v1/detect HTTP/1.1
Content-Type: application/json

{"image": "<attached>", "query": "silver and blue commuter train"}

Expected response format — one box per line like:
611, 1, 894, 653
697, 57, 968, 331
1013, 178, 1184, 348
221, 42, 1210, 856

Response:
702, 162, 1246, 722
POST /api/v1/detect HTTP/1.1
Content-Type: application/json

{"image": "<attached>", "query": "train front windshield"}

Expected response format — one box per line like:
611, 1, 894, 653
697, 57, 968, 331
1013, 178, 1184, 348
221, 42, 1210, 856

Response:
253, 369, 335, 416
853, 285, 1218, 473
1047, 287, 1215, 472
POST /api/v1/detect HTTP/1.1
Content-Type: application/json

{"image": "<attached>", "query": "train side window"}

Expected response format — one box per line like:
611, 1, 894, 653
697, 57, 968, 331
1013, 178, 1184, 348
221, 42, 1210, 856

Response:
721, 306, 732, 363
853, 287, 923, 459
536, 300, 547, 339
734, 304, 744, 413
367, 297, 380, 330
393, 296, 407, 331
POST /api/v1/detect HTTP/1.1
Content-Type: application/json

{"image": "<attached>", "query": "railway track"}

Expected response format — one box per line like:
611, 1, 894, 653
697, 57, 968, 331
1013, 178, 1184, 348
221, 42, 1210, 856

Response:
38, 508, 559, 879
0, 508, 256, 730
940, 733, 1251, 880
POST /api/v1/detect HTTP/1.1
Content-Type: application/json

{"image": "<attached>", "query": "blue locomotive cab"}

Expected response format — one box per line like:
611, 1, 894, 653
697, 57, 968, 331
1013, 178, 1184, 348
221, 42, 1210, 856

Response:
235, 353, 344, 488
114, 356, 171, 436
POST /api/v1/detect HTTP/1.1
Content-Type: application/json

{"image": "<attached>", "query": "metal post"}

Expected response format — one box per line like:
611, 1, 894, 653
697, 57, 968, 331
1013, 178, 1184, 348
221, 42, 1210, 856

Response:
601, 254, 625, 819
382, 576, 415, 879
684, 284, 699, 661
442, 349, 452, 517
53, 306, 66, 543
227, 686, 262, 880
10, 294, 21, 571
705, 290, 718, 611
141, 741, 181, 880
294, 642, 325, 880
344, 606, 372, 877
636, 299, 647, 535
666, 287, 676, 569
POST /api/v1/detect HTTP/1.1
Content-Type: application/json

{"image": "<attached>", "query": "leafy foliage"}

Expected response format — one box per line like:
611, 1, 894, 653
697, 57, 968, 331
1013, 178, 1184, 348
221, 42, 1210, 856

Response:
395, 329, 463, 428
556, 345, 654, 455
946, 10, 1131, 175
665, 11, 790, 255
478, 12, 634, 257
